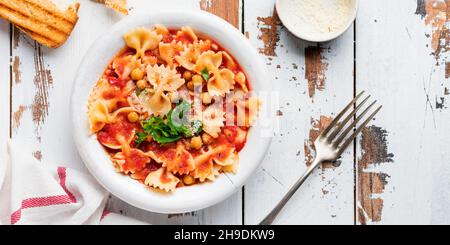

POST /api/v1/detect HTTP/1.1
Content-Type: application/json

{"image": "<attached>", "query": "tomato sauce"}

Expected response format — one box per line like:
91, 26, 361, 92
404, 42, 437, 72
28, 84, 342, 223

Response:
98, 115, 136, 148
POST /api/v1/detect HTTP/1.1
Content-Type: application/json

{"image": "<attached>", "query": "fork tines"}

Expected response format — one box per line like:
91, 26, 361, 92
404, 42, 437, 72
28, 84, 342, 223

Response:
319, 91, 382, 155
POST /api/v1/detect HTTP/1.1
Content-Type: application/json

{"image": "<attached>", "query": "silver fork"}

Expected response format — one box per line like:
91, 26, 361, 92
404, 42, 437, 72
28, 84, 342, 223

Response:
259, 91, 382, 225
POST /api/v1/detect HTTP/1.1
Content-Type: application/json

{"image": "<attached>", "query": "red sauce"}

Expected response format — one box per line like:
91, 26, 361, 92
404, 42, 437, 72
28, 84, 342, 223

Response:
107, 76, 126, 88
102, 86, 122, 100
98, 115, 136, 148
122, 149, 150, 173
162, 34, 174, 43
96, 28, 255, 190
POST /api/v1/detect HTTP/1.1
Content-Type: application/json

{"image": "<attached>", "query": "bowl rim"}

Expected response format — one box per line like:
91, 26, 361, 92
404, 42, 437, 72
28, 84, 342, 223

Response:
275, 0, 359, 43
71, 10, 273, 214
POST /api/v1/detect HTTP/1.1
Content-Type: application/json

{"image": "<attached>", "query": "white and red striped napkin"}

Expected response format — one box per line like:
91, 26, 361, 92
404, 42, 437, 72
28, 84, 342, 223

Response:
0, 142, 147, 225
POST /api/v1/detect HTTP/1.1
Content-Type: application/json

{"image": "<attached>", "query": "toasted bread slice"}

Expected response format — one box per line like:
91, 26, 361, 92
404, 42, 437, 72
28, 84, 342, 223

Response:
0, 0, 80, 48
93, 0, 128, 15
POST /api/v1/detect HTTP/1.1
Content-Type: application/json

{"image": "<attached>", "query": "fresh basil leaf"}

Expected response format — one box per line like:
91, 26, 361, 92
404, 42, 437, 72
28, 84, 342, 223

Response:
135, 132, 148, 147
137, 100, 204, 146
201, 67, 210, 81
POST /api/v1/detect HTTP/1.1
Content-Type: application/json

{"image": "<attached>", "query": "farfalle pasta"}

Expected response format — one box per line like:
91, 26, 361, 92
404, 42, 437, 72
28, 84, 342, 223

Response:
87, 25, 260, 192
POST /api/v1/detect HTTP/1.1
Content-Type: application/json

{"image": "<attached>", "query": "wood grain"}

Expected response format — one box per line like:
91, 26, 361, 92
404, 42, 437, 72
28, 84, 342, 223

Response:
4, 0, 450, 225
243, 0, 355, 225
356, 0, 450, 224
200, 0, 240, 28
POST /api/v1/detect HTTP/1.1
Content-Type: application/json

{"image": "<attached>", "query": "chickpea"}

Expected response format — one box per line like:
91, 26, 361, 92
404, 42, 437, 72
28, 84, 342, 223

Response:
201, 133, 213, 145
127, 112, 139, 123
190, 136, 203, 150
183, 175, 196, 186
192, 74, 204, 85
131, 68, 144, 81
183, 71, 193, 81
202, 92, 212, 105
136, 79, 147, 90
186, 81, 195, 91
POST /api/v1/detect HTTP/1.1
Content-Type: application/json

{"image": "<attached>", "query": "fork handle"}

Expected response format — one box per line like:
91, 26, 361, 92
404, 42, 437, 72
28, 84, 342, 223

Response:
258, 157, 323, 225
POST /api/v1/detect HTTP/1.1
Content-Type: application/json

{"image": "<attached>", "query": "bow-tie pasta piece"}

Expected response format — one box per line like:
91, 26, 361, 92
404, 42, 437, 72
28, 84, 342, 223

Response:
221, 158, 240, 174
138, 87, 172, 117
207, 69, 235, 97
202, 105, 225, 138
210, 144, 238, 167
160, 142, 195, 175
147, 64, 185, 92
193, 50, 222, 74
124, 27, 162, 58
192, 152, 215, 182
97, 112, 137, 149
159, 41, 185, 68
175, 40, 212, 71
154, 24, 169, 36
88, 100, 112, 133
234, 72, 249, 93
112, 149, 151, 174
222, 51, 238, 71
177, 26, 198, 44
145, 168, 180, 192
193, 51, 235, 96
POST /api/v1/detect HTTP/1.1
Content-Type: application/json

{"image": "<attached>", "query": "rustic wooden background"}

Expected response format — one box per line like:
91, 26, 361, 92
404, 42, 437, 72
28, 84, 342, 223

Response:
0, 0, 449, 225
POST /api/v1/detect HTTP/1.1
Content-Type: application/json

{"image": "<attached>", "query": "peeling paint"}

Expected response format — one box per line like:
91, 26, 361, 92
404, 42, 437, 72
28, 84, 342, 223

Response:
415, 0, 427, 18
13, 26, 20, 49
415, 0, 449, 63
200, 0, 240, 28
33, 151, 42, 161
304, 116, 337, 169
12, 105, 26, 132
358, 126, 394, 224
436, 96, 446, 109
32, 44, 53, 132
305, 45, 328, 98
257, 9, 281, 57
446, 62, 450, 78
276, 110, 284, 116
13, 56, 21, 85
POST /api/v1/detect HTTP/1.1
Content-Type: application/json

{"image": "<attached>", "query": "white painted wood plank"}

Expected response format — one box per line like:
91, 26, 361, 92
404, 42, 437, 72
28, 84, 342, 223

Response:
11, 0, 242, 225
356, 0, 450, 225
0, 20, 9, 168
243, 0, 355, 224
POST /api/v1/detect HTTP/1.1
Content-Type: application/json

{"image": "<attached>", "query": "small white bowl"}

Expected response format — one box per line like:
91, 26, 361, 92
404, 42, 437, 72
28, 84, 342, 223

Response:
71, 11, 272, 214
276, 0, 359, 42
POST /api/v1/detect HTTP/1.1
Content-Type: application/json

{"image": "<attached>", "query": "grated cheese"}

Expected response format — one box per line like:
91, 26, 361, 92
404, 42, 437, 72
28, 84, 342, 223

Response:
279, 0, 355, 35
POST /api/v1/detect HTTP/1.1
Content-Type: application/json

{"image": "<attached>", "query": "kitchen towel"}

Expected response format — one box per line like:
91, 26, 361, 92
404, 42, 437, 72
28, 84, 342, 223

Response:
0, 141, 147, 225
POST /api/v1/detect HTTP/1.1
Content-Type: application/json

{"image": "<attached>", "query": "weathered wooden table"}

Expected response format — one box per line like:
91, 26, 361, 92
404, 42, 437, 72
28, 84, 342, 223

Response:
0, 0, 449, 225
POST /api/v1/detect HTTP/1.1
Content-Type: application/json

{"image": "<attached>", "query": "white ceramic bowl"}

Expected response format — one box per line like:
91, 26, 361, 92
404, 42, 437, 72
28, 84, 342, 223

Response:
276, 0, 359, 42
71, 11, 272, 214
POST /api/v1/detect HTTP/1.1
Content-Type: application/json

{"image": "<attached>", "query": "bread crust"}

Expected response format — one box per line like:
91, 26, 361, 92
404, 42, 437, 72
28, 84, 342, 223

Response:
0, 0, 80, 48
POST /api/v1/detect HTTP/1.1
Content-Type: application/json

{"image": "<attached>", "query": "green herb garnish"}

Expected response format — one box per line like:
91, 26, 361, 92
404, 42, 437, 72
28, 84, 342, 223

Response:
135, 87, 143, 96
135, 100, 203, 146
201, 67, 210, 81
